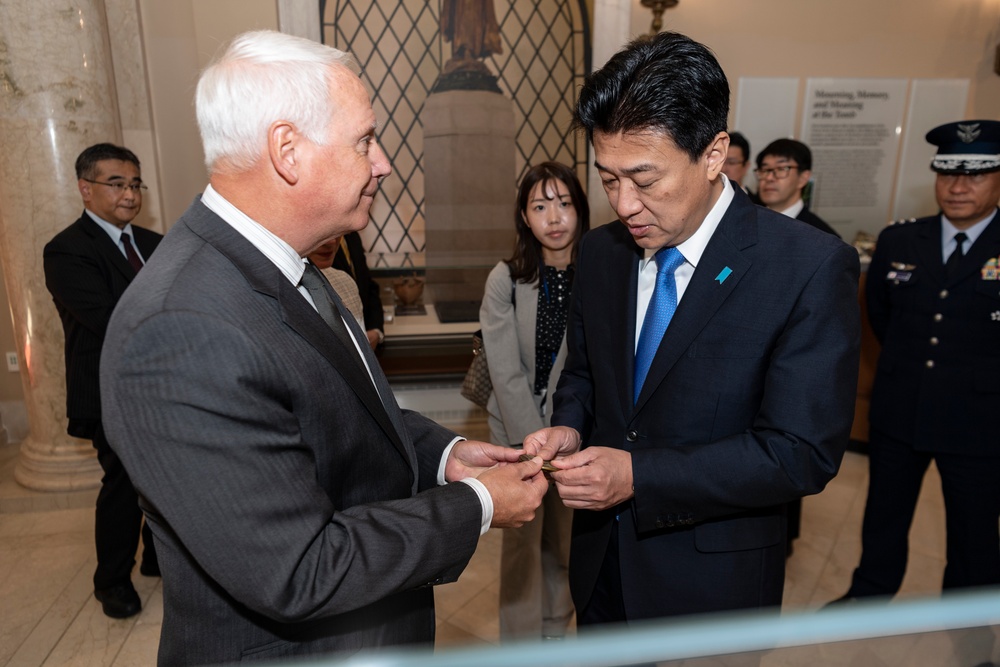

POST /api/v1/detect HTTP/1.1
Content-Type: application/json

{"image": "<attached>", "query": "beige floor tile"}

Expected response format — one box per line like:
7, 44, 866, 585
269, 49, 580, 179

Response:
111, 620, 160, 667
444, 584, 500, 645
2, 436, 982, 666
435, 618, 494, 649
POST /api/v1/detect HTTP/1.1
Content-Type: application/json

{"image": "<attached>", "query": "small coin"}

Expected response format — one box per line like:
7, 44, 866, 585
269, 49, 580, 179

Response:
519, 453, 558, 472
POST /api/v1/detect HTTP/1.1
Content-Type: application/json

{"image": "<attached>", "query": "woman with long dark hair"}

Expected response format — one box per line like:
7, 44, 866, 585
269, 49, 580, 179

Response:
479, 161, 589, 639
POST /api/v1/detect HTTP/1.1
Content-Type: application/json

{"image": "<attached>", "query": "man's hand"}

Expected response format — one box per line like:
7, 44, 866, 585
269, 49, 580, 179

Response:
522, 426, 582, 462
365, 329, 381, 350
548, 446, 633, 511
445, 440, 522, 482
477, 457, 548, 528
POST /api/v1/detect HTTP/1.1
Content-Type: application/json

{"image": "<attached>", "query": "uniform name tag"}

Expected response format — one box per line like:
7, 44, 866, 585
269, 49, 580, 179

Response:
886, 270, 912, 282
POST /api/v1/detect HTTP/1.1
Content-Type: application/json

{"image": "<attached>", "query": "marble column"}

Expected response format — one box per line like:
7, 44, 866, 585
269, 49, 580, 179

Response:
0, 0, 123, 490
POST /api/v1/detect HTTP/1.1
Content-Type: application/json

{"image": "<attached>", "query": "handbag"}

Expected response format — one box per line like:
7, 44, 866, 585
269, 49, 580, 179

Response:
460, 276, 515, 408
460, 329, 491, 408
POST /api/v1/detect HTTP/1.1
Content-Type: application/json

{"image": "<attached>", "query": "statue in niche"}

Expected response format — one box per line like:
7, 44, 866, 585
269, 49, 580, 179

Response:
435, 0, 503, 92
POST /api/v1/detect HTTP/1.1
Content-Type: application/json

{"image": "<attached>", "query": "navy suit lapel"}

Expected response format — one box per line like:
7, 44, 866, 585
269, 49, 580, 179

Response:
633, 192, 756, 412
611, 240, 641, 419
184, 201, 410, 465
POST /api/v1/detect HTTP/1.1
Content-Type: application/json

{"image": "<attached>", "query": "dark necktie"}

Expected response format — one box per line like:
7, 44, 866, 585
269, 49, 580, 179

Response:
300, 263, 357, 356
121, 232, 144, 273
634, 247, 685, 401
944, 232, 968, 279
300, 263, 407, 438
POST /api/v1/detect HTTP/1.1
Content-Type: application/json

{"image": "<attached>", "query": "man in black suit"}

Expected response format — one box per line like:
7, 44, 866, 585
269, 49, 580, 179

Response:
756, 137, 841, 555
43, 143, 162, 618
836, 120, 1000, 601
524, 32, 860, 625
100, 30, 546, 665
756, 138, 841, 238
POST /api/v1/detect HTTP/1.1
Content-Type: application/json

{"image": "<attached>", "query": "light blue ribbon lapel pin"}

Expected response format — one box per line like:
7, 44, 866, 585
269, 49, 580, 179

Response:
715, 266, 733, 284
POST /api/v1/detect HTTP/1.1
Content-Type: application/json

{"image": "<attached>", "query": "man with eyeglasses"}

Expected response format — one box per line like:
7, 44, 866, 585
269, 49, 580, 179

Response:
834, 120, 1000, 604
43, 143, 162, 619
755, 138, 840, 239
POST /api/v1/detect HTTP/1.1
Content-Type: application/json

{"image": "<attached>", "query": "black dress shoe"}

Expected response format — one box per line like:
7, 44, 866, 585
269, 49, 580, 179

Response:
139, 560, 160, 577
94, 583, 141, 619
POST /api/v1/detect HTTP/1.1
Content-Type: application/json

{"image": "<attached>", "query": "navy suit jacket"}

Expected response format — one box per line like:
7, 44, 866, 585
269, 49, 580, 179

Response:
866, 211, 1000, 455
43, 213, 162, 438
552, 186, 860, 618
796, 206, 841, 239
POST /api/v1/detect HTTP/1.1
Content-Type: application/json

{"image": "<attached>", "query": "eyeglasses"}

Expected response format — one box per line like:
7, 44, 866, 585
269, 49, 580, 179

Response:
724, 158, 747, 167
753, 165, 799, 180
83, 179, 148, 195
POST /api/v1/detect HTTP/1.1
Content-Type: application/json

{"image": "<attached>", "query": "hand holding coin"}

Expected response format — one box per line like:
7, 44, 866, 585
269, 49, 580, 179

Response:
519, 453, 558, 473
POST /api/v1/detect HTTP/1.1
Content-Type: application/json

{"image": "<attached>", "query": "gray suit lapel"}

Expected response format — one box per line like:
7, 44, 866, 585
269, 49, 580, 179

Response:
633, 193, 756, 412
184, 201, 411, 467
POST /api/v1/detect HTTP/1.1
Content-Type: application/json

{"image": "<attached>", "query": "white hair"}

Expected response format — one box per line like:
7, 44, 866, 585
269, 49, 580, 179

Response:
196, 30, 357, 173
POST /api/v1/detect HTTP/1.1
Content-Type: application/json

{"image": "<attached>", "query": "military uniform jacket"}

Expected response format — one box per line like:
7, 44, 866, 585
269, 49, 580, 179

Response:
866, 211, 1000, 456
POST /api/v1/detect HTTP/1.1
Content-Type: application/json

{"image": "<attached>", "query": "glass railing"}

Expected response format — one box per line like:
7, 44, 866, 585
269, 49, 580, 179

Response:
275, 588, 1000, 666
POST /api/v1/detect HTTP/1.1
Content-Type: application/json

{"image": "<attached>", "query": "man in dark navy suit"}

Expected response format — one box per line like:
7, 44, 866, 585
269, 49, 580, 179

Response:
43, 143, 162, 618
756, 138, 840, 239
524, 32, 860, 625
837, 120, 1000, 601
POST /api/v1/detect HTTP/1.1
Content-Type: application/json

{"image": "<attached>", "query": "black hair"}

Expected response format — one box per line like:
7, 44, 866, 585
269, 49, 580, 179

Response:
75, 143, 141, 180
573, 32, 730, 162
728, 131, 750, 164
507, 162, 590, 285
756, 138, 812, 171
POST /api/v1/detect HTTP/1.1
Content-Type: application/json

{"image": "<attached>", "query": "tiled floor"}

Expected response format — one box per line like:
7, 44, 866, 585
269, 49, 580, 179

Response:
0, 435, 967, 666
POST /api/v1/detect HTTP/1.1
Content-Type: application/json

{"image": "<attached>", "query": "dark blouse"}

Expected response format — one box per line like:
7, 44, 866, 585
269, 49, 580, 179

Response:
534, 264, 574, 395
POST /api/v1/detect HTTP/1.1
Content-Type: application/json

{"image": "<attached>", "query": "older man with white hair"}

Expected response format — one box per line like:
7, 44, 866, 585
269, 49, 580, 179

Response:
100, 30, 547, 665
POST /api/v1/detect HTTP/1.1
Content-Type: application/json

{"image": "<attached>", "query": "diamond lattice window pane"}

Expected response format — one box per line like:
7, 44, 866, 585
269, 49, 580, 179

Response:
326, 0, 588, 266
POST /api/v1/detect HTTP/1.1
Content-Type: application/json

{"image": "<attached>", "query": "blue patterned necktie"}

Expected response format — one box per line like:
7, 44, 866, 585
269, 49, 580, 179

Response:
634, 246, 685, 401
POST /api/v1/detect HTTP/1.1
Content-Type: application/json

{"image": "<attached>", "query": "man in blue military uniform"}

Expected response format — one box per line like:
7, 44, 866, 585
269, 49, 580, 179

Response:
837, 120, 1000, 601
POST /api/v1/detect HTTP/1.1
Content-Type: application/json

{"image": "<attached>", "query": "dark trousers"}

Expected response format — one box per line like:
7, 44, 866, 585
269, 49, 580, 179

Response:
849, 427, 1000, 597
92, 423, 156, 590
577, 521, 626, 627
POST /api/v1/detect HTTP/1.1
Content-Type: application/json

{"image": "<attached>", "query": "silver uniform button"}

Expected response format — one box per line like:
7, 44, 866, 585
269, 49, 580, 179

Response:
930, 337, 939, 345
926, 360, 935, 368
939, 290, 949, 299
934, 313, 943, 322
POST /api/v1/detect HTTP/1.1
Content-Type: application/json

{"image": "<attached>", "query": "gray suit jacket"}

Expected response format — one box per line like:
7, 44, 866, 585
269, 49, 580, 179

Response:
100, 198, 482, 665
479, 261, 568, 446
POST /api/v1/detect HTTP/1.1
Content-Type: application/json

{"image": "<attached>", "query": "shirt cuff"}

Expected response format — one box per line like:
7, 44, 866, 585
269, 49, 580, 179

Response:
439, 437, 493, 535
458, 478, 493, 535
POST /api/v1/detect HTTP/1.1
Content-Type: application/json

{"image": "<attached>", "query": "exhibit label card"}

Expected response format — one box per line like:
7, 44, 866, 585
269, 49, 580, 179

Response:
801, 78, 908, 241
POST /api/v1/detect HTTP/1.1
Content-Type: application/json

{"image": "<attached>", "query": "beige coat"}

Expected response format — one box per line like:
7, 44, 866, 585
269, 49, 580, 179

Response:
479, 261, 568, 446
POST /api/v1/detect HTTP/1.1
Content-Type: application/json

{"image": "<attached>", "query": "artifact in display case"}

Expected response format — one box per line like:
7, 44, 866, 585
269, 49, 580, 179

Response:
392, 276, 426, 316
